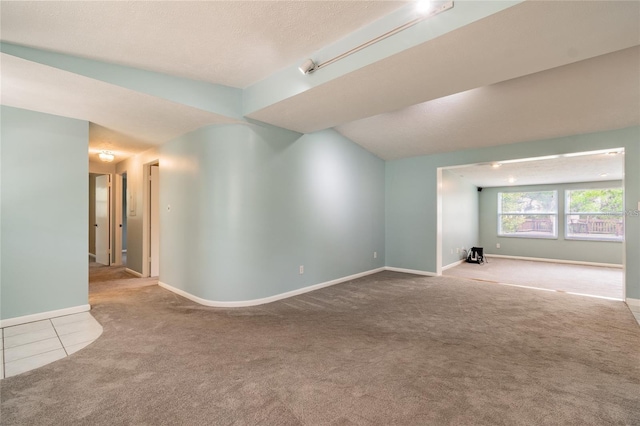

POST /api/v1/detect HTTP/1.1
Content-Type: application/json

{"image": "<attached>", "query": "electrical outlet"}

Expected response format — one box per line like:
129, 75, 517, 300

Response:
299, 265, 304, 274
456, 248, 459, 254
373, 251, 377, 259
496, 243, 501, 249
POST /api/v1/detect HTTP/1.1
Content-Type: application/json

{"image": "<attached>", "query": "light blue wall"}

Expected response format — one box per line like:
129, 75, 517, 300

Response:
1, 106, 88, 320
385, 126, 640, 299
442, 170, 479, 266
479, 181, 623, 265
1, 43, 242, 120
159, 124, 385, 302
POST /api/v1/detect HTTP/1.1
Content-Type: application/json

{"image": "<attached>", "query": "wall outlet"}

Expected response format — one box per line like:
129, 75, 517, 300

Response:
299, 265, 304, 274
496, 243, 501, 249
373, 251, 377, 259
456, 248, 460, 254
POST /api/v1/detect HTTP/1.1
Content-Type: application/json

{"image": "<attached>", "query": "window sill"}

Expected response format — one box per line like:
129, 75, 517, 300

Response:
497, 234, 558, 240
565, 237, 624, 243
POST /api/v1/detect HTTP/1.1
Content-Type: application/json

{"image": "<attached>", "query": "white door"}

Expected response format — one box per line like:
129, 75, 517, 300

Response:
150, 165, 160, 277
95, 174, 110, 265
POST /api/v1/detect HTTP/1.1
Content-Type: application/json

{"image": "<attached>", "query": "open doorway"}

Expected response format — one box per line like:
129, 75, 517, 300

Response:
89, 173, 111, 266
438, 149, 625, 300
114, 172, 128, 267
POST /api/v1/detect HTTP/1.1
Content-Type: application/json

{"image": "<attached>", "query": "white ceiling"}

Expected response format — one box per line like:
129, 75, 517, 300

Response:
0, 1, 406, 88
0, 53, 241, 162
336, 46, 640, 160
448, 151, 625, 188
249, 0, 640, 136
1, 0, 639, 176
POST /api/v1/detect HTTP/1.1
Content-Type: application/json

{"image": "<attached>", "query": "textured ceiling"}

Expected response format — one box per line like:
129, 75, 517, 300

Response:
248, 0, 640, 135
0, 1, 406, 88
336, 46, 640, 160
1, 0, 638, 169
0, 53, 240, 163
448, 151, 625, 188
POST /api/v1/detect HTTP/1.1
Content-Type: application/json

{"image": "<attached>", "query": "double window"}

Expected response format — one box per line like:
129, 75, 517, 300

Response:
566, 188, 624, 241
498, 191, 558, 238
497, 188, 624, 242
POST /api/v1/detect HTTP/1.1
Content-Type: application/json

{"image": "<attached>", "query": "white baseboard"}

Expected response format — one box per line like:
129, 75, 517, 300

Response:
125, 268, 143, 278
0, 304, 91, 328
486, 254, 623, 269
88, 253, 96, 258
626, 298, 640, 308
442, 259, 465, 271
384, 267, 438, 277
158, 267, 385, 308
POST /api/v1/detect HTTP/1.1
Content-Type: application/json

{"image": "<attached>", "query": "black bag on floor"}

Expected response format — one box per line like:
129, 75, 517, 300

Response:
467, 247, 485, 264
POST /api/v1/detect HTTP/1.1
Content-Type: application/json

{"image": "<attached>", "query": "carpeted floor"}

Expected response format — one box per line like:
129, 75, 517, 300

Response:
89, 261, 157, 296
1, 271, 639, 425
444, 257, 623, 299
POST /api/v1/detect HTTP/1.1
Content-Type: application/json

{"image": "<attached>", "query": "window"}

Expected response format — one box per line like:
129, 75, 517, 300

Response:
566, 188, 624, 241
498, 191, 558, 238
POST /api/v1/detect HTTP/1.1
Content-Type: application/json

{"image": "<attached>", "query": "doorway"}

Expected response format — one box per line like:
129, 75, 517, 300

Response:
115, 172, 128, 267
89, 173, 111, 266
437, 149, 625, 300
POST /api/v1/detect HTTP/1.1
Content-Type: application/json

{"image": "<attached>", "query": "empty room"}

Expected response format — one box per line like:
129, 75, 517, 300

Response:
1, 1, 639, 424
441, 153, 627, 300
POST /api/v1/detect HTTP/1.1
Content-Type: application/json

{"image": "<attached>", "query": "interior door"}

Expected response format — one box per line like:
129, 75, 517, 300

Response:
150, 165, 160, 277
95, 174, 110, 265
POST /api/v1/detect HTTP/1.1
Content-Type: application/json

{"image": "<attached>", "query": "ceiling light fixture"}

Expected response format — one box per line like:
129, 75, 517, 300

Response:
99, 151, 115, 163
299, 0, 453, 75
564, 148, 623, 158
507, 177, 517, 184
600, 173, 609, 177
415, 0, 433, 14
299, 59, 318, 74
491, 163, 502, 168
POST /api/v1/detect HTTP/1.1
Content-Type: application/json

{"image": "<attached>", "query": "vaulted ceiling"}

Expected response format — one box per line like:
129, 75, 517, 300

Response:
1, 0, 639, 171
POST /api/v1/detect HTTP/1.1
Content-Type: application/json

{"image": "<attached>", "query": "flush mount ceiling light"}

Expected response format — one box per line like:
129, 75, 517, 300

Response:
299, 0, 453, 75
507, 177, 517, 184
491, 163, 502, 168
99, 151, 115, 162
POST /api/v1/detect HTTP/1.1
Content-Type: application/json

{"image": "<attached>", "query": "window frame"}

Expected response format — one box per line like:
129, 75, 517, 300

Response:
565, 188, 624, 242
497, 190, 558, 239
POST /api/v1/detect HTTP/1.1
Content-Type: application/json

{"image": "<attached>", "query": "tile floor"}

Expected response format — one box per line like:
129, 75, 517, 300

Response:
1, 311, 102, 379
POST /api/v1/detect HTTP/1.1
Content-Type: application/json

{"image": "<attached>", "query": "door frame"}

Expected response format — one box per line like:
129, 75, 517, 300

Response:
142, 160, 160, 278
94, 173, 112, 266
114, 173, 124, 265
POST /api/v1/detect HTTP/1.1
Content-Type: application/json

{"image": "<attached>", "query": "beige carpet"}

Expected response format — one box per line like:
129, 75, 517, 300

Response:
1, 271, 639, 425
444, 257, 623, 299
89, 261, 157, 296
